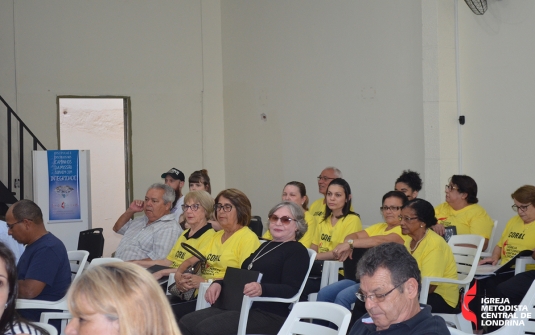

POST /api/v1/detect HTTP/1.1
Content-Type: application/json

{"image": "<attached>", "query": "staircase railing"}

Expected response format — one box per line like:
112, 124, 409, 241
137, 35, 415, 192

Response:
0, 95, 46, 201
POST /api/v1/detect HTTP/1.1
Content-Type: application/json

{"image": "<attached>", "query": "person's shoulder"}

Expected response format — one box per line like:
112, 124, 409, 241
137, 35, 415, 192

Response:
434, 202, 450, 212
411, 315, 450, 335
5, 320, 44, 335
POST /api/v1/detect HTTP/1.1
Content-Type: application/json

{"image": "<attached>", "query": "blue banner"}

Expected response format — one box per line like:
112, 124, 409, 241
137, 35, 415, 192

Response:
48, 150, 81, 221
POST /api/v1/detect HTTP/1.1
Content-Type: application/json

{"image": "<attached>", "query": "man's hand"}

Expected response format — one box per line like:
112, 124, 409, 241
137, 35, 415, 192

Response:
129, 200, 144, 213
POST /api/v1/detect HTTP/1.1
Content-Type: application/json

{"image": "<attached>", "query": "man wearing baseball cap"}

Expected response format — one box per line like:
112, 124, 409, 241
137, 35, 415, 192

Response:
161, 167, 185, 219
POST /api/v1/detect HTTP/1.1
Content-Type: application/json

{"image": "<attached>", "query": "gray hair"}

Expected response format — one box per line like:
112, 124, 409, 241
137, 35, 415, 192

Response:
147, 183, 176, 205
356, 242, 421, 294
267, 201, 308, 241
325, 166, 343, 178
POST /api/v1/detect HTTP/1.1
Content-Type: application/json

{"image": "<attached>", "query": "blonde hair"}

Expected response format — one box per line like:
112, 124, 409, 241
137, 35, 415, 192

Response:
67, 262, 181, 335
184, 190, 214, 220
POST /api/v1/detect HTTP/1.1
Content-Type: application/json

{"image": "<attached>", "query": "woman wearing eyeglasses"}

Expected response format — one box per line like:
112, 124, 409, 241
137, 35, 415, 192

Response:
432, 175, 494, 249
316, 191, 411, 312
400, 198, 459, 314
173, 189, 260, 310
179, 201, 310, 335
262, 181, 316, 248
474, 185, 535, 332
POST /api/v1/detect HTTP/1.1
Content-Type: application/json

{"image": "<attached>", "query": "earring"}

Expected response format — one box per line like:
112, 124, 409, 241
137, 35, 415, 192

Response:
420, 225, 424, 228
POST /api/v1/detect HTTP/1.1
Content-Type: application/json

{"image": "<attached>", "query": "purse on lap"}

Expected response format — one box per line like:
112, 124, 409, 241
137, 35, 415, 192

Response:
168, 243, 207, 301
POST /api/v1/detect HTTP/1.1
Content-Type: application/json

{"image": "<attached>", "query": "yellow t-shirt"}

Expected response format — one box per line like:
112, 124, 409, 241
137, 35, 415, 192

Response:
434, 203, 494, 239
405, 230, 459, 308
166, 225, 216, 268
199, 226, 260, 280
309, 198, 327, 224
365, 222, 412, 244
262, 211, 317, 248
497, 215, 535, 264
313, 213, 362, 253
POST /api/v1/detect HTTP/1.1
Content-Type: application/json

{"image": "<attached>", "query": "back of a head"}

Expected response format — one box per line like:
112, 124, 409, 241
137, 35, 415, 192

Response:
11, 199, 43, 225
67, 262, 180, 335
357, 242, 421, 294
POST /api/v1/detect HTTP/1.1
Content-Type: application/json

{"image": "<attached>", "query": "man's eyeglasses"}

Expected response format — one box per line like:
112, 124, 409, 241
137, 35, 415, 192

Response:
380, 206, 402, 212
6, 219, 27, 230
268, 215, 297, 225
214, 204, 233, 212
512, 203, 532, 213
182, 204, 200, 212
317, 176, 335, 182
355, 282, 405, 302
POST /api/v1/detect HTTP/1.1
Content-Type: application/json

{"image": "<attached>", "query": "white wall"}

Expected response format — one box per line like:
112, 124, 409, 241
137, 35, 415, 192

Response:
221, 1, 425, 224
459, 0, 535, 237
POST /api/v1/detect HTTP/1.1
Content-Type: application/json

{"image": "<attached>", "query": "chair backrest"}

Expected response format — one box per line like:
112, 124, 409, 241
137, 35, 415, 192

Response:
87, 257, 123, 269
248, 216, 263, 238
276, 301, 351, 335
33, 321, 59, 335
77, 228, 105, 261
447, 234, 484, 285
68, 250, 89, 281
483, 220, 498, 253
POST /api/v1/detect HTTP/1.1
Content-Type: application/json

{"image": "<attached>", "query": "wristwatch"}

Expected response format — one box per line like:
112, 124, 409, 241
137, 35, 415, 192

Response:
347, 239, 354, 249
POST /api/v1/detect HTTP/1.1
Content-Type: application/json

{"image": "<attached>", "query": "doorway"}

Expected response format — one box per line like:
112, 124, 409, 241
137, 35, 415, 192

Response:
58, 96, 132, 256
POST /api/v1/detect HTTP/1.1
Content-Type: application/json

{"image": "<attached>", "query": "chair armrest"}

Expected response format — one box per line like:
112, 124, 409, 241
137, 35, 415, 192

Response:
195, 282, 212, 310
480, 251, 492, 258
515, 256, 535, 275
419, 277, 467, 305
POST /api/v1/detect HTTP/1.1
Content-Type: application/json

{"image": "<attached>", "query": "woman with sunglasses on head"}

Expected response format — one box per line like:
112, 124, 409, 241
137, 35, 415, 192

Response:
317, 191, 411, 312
262, 181, 316, 247
179, 201, 309, 335
0, 242, 48, 335
433, 175, 494, 250
400, 198, 459, 314
173, 189, 260, 319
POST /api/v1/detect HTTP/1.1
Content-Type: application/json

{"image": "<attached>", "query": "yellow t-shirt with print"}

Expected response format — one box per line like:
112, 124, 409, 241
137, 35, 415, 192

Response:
313, 213, 362, 253
199, 226, 260, 280
434, 202, 494, 239
406, 229, 459, 308
166, 226, 216, 268
262, 211, 317, 248
365, 222, 412, 244
497, 215, 535, 264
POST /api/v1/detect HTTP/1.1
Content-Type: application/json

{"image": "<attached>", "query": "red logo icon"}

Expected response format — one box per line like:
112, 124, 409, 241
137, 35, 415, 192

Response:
462, 280, 478, 329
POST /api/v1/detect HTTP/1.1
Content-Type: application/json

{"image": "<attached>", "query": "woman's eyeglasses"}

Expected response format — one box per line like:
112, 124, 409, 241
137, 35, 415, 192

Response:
380, 206, 402, 212
512, 204, 532, 212
268, 215, 297, 225
214, 204, 233, 212
181, 204, 200, 212
398, 216, 419, 222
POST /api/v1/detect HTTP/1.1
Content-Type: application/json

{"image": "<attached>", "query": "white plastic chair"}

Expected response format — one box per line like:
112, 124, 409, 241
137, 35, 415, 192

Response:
34, 321, 59, 335
419, 234, 484, 333
480, 220, 498, 258
276, 301, 351, 335
236, 249, 317, 335
16, 250, 89, 335
308, 260, 343, 301
87, 257, 123, 268
515, 256, 535, 275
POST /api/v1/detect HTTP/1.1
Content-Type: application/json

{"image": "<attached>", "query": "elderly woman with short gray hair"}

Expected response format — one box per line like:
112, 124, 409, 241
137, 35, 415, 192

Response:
179, 201, 310, 335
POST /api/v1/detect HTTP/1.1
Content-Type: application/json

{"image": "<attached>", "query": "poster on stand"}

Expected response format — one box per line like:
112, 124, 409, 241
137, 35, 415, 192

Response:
47, 150, 81, 222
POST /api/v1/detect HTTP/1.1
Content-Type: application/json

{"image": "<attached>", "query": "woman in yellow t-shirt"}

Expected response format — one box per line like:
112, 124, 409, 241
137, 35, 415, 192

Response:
400, 198, 459, 314
262, 181, 316, 248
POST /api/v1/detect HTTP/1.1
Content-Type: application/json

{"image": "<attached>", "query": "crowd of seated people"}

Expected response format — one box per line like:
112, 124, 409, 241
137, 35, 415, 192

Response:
4, 163, 535, 335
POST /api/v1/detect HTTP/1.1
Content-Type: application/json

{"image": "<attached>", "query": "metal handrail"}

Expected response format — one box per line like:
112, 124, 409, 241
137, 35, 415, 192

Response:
1, 95, 46, 200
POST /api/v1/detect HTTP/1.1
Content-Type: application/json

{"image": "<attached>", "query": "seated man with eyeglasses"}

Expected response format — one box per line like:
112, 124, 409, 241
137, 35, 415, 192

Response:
113, 183, 181, 261
348, 242, 449, 335
6, 199, 71, 330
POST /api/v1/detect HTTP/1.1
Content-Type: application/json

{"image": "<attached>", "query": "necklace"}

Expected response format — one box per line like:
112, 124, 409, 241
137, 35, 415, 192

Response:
247, 241, 286, 270
410, 229, 428, 253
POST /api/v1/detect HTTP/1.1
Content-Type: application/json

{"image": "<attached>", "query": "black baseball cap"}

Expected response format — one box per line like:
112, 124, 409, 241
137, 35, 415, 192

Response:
161, 168, 185, 181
